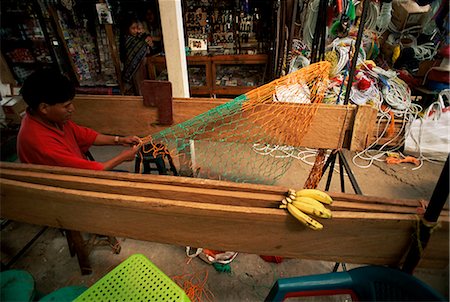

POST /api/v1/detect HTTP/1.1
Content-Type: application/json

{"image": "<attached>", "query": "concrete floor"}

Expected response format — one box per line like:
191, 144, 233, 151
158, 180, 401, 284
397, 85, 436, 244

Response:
1, 145, 448, 301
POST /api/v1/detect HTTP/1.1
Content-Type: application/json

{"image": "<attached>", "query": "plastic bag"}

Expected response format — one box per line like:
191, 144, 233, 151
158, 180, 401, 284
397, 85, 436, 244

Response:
186, 247, 237, 265
404, 90, 450, 161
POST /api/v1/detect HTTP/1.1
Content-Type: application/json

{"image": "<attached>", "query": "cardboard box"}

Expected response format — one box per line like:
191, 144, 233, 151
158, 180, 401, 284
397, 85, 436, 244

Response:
391, 0, 430, 30
1, 96, 26, 125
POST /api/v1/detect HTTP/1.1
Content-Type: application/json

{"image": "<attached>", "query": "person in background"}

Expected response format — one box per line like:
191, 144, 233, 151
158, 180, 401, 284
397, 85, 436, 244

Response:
120, 16, 153, 95
17, 68, 141, 171
142, 7, 163, 54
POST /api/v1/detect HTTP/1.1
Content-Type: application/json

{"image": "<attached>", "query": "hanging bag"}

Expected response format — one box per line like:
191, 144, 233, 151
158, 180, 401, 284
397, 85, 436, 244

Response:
404, 90, 450, 161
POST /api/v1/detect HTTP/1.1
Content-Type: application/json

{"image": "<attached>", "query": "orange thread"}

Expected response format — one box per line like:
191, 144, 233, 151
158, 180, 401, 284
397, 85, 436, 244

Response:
386, 156, 420, 166
172, 270, 214, 302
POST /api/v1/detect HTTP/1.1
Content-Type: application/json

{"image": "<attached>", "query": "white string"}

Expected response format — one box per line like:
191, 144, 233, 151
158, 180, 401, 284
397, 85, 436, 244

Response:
302, 0, 320, 48
376, 1, 392, 34
412, 42, 438, 60
252, 144, 346, 174
365, 1, 379, 31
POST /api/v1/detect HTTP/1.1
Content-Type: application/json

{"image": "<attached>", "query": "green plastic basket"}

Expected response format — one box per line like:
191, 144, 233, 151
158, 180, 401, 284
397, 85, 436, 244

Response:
73, 254, 190, 302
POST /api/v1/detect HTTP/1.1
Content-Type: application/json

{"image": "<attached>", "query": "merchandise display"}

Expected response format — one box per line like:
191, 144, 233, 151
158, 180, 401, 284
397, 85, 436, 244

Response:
283, 0, 449, 169
188, 66, 207, 87
148, 54, 268, 96
215, 65, 264, 87
183, 0, 272, 55
0, 1, 58, 83
52, 8, 116, 86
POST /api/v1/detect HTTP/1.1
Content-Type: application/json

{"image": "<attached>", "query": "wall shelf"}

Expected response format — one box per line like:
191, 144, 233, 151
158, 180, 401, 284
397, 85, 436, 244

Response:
147, 54, 267, 96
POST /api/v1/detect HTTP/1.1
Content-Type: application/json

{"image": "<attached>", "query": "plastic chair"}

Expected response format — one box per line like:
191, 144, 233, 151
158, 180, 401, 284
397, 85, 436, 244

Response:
74, 254, 190, 302
134, 144, 178, 176
0, 269, 35, 302
264, 266, 446, 302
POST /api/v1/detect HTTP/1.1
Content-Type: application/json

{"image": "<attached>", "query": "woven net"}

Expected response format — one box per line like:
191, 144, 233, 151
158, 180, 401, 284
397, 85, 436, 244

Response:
139, 61, 331, 185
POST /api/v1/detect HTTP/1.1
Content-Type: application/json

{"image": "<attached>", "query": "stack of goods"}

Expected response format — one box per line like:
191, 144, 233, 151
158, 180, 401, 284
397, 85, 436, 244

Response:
286, 0, 449, 167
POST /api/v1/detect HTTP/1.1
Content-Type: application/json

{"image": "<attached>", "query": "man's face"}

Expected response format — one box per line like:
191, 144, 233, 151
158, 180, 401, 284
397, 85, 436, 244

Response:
41, 100, 75, 124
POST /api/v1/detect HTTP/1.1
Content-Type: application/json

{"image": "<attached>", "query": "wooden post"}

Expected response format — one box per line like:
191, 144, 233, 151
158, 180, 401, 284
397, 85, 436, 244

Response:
99, 0, 124, 94
350, 105, 377, 151
48, 7, 80, 85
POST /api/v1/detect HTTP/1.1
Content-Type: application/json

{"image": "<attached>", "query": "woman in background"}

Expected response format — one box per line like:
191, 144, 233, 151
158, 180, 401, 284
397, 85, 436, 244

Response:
120, 16, 153, 95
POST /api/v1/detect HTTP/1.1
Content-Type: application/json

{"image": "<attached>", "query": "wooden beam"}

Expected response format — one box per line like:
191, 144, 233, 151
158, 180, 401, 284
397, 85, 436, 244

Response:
72, 95, 395, 151
72, 95, 226, 137
0, 163, 448, 268
2, 167, 442, 215
104, 23, 124, 94
350, 105, 378, 151
0, 162, 445, 211
0, 162, 284, 194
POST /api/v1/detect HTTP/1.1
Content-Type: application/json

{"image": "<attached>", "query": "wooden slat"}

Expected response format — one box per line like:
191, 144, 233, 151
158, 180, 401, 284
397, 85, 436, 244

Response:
72, 96, 227, 137
1, 162, 445, 212
0, 162, 285, 194
0, 168, 282, 208
71, 95, 377, 151
2, 167, 440, 216
1, 178, 448, 268
350, 105, 378, 151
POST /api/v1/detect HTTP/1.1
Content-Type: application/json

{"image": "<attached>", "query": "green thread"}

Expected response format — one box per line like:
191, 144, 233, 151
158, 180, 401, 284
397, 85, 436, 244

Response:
212, 263, 231, 274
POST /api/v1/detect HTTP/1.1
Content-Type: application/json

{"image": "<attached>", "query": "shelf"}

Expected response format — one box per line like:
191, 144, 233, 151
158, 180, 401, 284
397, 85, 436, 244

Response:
1, 1, 59, 84
212, 54, 267, 95
147, 54, 267, 96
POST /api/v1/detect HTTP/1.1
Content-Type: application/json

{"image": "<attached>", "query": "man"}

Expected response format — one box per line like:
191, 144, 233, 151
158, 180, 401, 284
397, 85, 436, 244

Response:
17, 69, 140, 171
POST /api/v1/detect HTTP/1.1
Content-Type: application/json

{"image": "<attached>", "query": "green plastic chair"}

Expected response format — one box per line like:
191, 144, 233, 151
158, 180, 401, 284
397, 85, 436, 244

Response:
74, 254, 190, 302
265, 265, 447, 301
0, 269, 35, 302
39, 285, 87, 301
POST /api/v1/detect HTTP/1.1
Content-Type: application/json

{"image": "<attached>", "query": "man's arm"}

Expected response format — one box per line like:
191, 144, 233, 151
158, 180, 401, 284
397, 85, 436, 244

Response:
100, 145, 140, 170
94, 134, 141, 146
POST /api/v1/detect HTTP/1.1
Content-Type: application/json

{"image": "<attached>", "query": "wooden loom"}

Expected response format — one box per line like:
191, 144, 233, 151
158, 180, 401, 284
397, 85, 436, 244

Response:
1, 95, 448, 270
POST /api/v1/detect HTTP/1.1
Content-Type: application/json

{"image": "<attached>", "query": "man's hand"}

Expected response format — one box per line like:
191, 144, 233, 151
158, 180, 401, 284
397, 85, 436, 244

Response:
101, 144, 140, 170
120, 136, 142, 146
119, 145, 140, 162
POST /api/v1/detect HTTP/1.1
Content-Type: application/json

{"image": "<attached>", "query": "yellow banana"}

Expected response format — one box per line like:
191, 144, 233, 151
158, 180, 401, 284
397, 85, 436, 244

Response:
296, 189, 333, 205
292, 199, 332, 219
294, 196, 326, 208
280, 203, 323, 230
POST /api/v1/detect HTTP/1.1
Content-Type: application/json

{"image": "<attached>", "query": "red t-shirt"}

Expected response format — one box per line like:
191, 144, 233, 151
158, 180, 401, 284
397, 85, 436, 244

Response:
17, 112, 104, 170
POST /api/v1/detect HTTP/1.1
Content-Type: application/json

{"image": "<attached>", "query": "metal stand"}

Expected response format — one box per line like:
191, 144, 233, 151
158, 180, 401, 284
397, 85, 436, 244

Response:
321, 150, 363, 272
321, 150, 362, 195
402, 155, 449, 273
1, 225, 48, 270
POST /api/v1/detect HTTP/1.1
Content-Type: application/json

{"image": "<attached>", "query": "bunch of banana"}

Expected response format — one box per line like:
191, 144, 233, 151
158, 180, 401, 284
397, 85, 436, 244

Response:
280, 189, 333, 231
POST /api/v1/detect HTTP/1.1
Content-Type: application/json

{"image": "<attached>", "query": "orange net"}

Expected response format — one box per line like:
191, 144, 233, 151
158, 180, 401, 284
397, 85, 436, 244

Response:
138, 61, 331, 184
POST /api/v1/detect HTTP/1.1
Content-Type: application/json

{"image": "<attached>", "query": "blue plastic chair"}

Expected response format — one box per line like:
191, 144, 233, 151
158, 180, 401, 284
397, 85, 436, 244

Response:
265, 266, 447, 301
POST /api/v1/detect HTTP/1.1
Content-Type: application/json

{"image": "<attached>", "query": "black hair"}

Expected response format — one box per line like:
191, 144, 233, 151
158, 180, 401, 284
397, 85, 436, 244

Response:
20, 68, 75, 111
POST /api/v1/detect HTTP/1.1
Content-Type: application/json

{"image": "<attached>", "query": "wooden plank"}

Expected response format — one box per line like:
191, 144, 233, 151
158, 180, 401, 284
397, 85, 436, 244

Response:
72, 95, 226, 137
103, 22, 124, 94
2, 167, 440, 216
0, 168, 282, 208
350, 105, 378, 151
71, 95, 377, 151
0, 162, 444, 211
0, 162, 286, 195
1, 178, 447, 268
369, 118, 406, 147
182, 104, 360, 150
